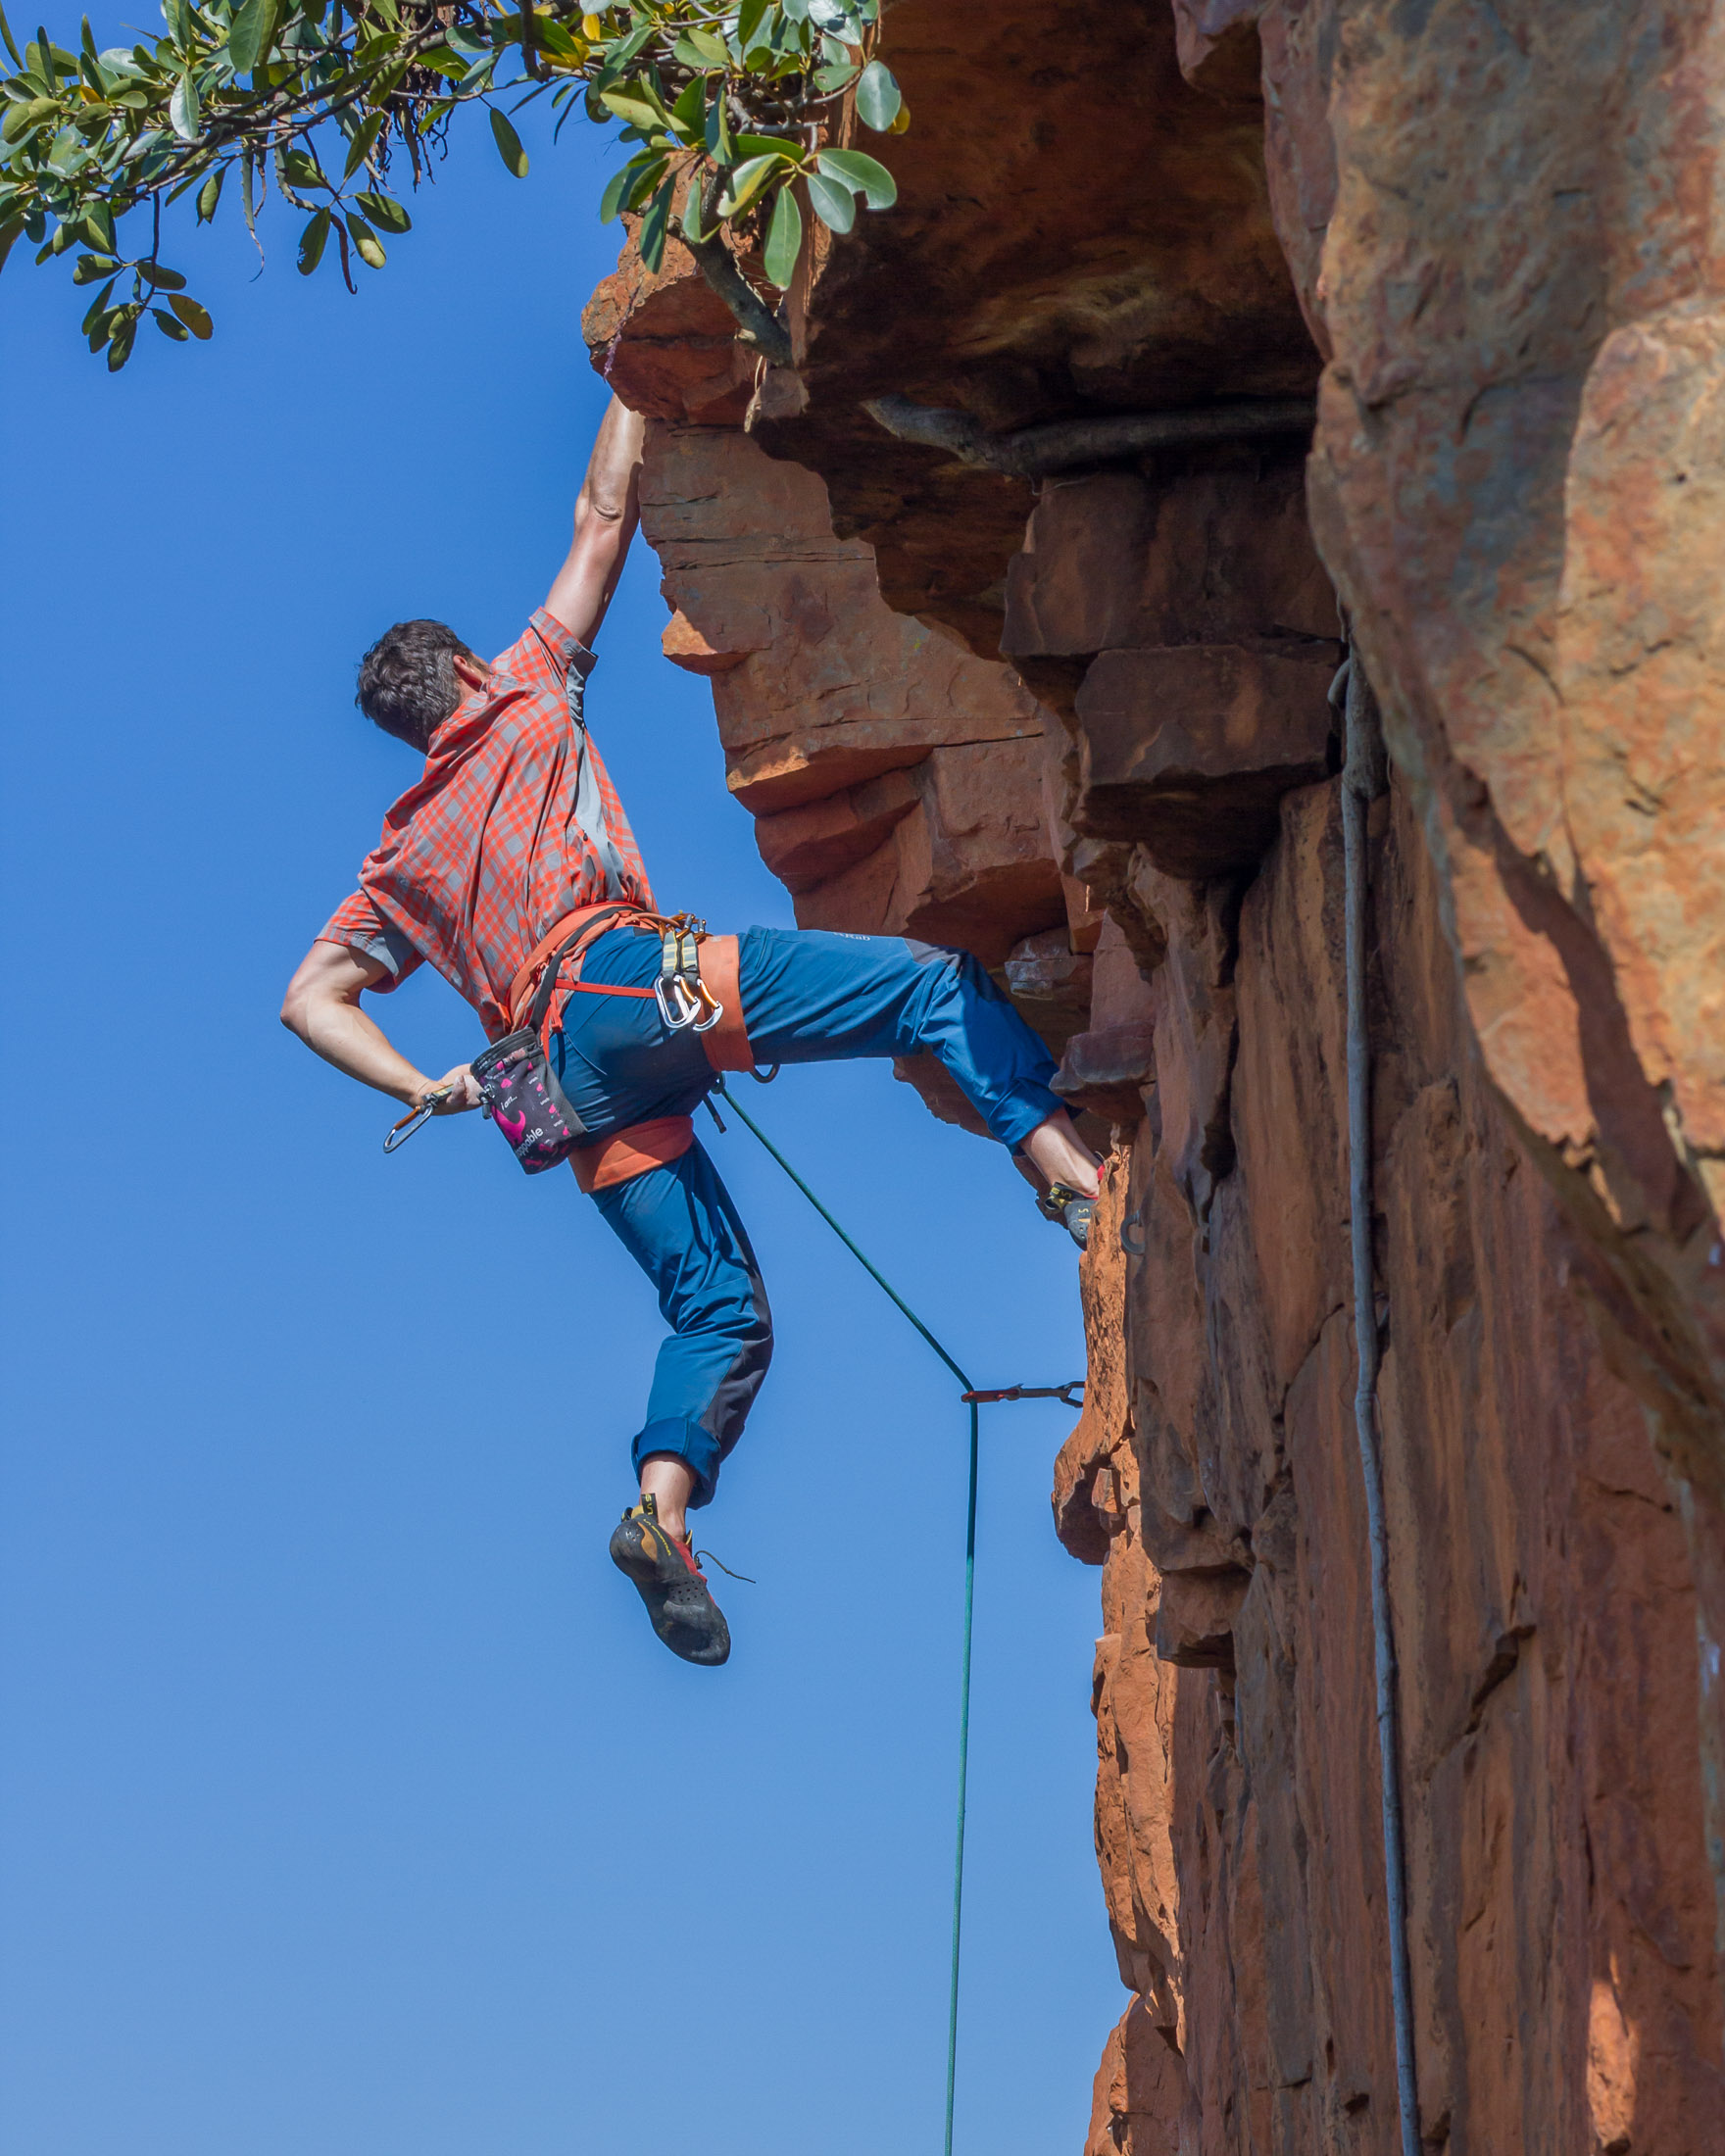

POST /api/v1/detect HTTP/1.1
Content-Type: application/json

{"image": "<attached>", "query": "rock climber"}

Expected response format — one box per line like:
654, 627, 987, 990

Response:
280, 393, 1102, 1667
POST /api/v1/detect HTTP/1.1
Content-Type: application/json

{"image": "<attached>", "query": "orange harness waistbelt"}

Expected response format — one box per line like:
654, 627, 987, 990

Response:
506, 905, 754, 1191
568, 1114, 698, 1194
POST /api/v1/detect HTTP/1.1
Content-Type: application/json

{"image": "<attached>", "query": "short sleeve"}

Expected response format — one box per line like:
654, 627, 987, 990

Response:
490, 609, 597, 696
317, 890, 423, 991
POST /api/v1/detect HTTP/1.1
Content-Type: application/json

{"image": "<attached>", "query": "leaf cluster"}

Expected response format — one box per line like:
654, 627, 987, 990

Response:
0, 0, 906, 367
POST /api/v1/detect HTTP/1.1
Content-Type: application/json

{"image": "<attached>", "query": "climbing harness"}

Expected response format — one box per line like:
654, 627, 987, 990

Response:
1335, 640, 1421, 2156
383, 903, 758, 1175
705, 1075, 1082, 2156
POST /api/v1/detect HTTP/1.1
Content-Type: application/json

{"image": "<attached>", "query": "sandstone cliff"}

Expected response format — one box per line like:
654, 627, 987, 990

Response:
584, 4, 1725, 2147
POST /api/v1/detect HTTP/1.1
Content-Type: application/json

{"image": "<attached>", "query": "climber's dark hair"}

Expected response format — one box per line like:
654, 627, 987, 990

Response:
355, 618, 476, 753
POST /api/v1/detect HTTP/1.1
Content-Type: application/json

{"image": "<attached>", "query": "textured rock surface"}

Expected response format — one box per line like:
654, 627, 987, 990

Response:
584, 0, 1725, 2145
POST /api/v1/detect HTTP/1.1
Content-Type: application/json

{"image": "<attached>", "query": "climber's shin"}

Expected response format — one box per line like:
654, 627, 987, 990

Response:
591, 1140, 773, 1512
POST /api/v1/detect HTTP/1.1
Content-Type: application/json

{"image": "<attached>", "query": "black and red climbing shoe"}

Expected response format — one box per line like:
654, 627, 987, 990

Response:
609, 1494, 731, 1667
1037, 1182, 1095, 1250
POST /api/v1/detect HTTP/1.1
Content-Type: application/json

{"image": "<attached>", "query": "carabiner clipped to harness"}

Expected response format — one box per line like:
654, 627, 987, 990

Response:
656, 916, 723, 1036
382, 1084, 452, 1154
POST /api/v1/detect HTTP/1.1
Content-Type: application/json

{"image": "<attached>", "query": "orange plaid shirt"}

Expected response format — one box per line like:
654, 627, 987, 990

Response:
319, 609, 653, 1039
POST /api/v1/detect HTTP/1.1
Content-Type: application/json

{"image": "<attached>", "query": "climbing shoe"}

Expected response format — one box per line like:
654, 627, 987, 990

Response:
1037, 1181, 1095, 1250
609, 1493, 731, 1667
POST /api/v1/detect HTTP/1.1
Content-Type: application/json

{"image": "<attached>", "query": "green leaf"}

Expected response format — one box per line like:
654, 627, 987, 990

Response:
598, 151, 654, 223
342, 109, 384, 176
169, 290, 212, 337
152, 304, 189, 340
296, 206, 330, 274
532, 16, 582, 60
637, 172, 673, 273
596, 19, 653, 73
79, 273, 113, 331
168, 69, 198, 141
226, 0, 279, 74
718, 151, 784, 220
599, 87, 662, 130
675, 24, 729, 67
731, 132, 801, 162
78, 200, 115, 252
703, 81, 733, 161
1, 99, 54, 143
356, 187, 410, 232
623, 154, 668, 212
279, 146, 325, 190
0, 3, 22, 68
815, 145, 896, 209
489, 105, 528, 177
763, 179, 801, 289
735, 0, 771, 49
345, 211, 384, 269
854, 58, 900, 131
667, 72, 704, 138
196, 165, 222, 221
805, 168, 853, 233
70, 250, 117, 282
106, 309, 135, 368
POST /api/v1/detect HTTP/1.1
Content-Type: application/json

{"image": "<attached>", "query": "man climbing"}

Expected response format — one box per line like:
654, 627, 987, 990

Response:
280, 394, 1103, 1668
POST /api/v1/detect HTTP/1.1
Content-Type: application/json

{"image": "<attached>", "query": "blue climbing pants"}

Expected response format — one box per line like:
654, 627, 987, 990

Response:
550, 926, 1063, 1507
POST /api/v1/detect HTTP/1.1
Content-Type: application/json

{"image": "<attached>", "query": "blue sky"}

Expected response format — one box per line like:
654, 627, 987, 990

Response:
0, 74, 1119, 2156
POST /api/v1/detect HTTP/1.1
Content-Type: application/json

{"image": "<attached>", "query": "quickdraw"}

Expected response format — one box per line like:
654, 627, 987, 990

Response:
960, 1381, 1086, 1409
655, 913, 724, 1035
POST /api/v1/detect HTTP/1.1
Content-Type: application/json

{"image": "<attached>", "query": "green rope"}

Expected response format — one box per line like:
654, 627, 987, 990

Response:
709, 1080, 973, 1393
708, 1079, 977, 2154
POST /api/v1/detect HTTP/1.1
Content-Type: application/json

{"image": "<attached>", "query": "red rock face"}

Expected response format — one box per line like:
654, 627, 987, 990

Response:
583, 2, 1725, 2145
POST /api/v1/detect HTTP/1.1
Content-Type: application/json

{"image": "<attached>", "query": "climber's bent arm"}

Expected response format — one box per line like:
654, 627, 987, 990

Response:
280, 940, 480, 1113
543, 394, 647, 649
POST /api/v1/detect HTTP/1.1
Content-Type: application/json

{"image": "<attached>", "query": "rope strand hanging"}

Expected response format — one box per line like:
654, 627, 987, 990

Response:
1336, 644, 1421, 2156
706, 1076, 1082, 2156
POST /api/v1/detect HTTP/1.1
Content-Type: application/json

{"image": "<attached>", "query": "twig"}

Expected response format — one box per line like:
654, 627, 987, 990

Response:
679, 171, 793, 367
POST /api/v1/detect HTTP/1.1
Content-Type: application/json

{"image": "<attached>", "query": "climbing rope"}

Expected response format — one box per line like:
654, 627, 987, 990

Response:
707, 1076, 1081, 2156
1337, 647, 1421, 2156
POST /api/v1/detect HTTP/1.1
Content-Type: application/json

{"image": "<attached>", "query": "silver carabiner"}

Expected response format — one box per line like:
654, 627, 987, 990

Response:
656, 973, 702, 1030
382, 1084, 452, 1154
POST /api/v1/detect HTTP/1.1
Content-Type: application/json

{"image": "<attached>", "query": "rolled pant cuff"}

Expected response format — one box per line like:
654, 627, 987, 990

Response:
631, 1417, 724, 1511
992, 1082, 1067, 1152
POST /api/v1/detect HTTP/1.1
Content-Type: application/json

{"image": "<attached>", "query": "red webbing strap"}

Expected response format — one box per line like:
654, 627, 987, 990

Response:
697, 934, 756, 1074
507, 903, 668, 1048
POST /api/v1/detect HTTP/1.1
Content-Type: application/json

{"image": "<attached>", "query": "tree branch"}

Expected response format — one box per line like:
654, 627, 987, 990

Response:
863, 393, 1318, 478
680, 223, 794, 369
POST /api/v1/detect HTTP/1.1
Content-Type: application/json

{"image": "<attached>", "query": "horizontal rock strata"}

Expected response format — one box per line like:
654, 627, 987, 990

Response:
583, 0, 1725, 2145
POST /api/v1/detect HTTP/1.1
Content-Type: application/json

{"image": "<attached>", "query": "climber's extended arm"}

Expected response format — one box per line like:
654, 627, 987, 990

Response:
544, 394, 647, 650
280, 940, 480, 1113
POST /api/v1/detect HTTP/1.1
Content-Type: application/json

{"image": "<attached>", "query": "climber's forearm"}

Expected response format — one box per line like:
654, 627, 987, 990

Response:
544, 395, 647, 649
280, 941, 438, 1105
